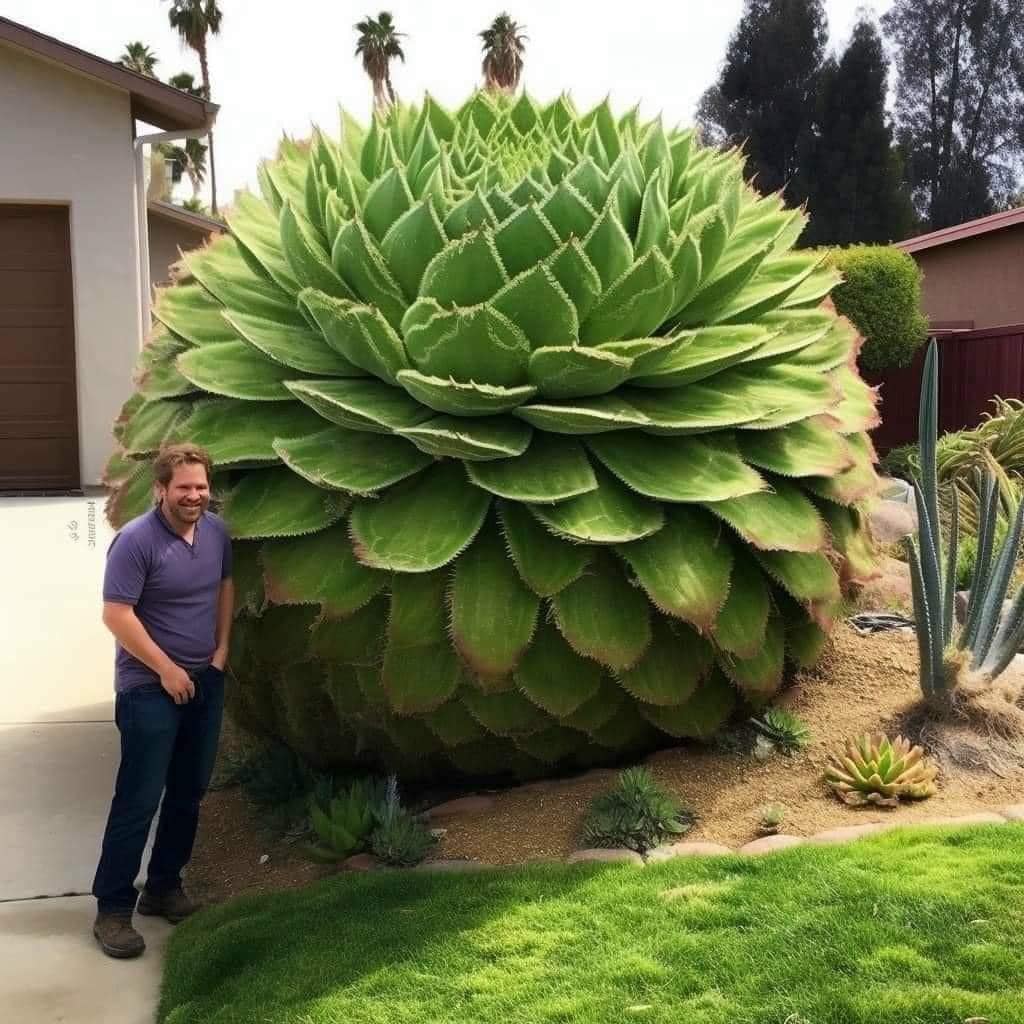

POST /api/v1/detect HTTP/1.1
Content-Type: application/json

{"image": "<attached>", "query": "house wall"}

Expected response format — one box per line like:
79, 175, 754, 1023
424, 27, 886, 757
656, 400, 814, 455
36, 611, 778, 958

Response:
911, 225, 1024, 330
148, 215, 214, 289
0, 43, 141, 487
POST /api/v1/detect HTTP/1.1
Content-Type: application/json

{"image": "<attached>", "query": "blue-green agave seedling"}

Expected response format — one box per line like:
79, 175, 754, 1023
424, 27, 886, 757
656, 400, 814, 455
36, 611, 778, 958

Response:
106, 93, 881, 778
906, 341, 1024, 696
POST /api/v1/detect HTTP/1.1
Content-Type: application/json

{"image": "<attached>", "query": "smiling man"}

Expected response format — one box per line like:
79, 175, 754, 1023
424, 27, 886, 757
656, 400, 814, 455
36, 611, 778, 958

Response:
91, 443, 234, 959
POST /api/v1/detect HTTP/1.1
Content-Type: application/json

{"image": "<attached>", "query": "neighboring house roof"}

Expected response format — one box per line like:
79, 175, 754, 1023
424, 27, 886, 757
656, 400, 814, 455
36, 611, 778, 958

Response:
896, 205, 1024, 254
148, 200, 225, 235
0, 16, 218, 131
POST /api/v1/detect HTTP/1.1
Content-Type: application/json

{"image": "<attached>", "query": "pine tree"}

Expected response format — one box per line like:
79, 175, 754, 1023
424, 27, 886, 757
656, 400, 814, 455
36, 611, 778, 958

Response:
697, 0, 827, 204
882, 0, 1024, 230
802, 18, 916, 245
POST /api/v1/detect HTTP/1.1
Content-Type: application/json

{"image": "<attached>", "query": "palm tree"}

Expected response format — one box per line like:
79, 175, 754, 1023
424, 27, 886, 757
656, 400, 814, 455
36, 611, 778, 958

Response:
166, 73, 208, 199
166, 0, 223, 213
355, 12, 405, 113
480, 13, 526, 94
118, 41, 158, 76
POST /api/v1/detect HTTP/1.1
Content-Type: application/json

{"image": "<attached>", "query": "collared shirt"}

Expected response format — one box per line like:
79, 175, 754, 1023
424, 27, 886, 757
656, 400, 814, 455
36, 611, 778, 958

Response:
102, 505, 233, 692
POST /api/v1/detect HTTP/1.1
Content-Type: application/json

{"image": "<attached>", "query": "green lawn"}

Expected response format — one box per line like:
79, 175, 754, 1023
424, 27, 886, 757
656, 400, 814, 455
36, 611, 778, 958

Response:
160, 825, 1024, 1024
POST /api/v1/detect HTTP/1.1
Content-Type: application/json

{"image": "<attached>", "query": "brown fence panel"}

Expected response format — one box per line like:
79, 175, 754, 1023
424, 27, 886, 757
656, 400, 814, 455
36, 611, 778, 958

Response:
863, 324, 1024, 453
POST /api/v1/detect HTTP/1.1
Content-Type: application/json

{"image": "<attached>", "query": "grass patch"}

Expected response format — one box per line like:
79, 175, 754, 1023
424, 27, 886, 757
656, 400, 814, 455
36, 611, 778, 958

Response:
160, 825, 1024, 1024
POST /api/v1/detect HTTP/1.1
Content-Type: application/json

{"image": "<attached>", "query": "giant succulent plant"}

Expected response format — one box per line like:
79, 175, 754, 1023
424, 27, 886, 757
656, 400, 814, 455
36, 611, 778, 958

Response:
107, 92, 880, 779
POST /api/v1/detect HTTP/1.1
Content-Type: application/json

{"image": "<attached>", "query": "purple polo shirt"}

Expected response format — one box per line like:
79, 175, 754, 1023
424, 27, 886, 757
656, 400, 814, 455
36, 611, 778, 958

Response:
103, 505, 233, 692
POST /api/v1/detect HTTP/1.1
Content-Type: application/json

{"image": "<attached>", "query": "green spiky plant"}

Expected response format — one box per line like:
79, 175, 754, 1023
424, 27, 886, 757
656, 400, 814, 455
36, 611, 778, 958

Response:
905, 341, 1024, 697
825, 733, 937, 807
106, 92, 881, 780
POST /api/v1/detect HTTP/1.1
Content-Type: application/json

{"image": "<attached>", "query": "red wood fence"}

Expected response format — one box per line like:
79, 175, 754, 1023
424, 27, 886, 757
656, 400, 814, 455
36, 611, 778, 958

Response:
863, 324, 1024, 453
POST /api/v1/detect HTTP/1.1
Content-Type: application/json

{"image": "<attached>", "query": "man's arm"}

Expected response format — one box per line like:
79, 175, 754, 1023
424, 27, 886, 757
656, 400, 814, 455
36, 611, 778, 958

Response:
102, 603, 195, 704
211, 578, 234, 671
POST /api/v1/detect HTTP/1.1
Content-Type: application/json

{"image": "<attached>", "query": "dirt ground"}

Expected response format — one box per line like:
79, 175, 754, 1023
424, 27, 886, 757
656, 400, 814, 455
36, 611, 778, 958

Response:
187, 624, 1024, 903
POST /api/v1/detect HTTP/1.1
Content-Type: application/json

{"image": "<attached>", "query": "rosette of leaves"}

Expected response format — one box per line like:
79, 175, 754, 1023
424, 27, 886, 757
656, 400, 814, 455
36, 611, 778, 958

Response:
106, 91, 880, 779
825, 733, 938, 807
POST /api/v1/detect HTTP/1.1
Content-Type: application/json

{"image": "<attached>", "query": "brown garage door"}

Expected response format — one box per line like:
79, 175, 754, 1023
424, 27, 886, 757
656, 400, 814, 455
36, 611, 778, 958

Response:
0, 204, 80, 490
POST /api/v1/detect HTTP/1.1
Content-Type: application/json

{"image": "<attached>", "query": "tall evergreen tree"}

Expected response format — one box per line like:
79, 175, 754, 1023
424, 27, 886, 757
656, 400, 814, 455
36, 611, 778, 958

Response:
802, 18, 916, 245
697, 0, 827, 203
882, 0, 1024, 230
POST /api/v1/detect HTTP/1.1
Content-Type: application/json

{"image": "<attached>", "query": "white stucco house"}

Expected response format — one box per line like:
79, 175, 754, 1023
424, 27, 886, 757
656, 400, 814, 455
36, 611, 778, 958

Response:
0, 16, 221, 492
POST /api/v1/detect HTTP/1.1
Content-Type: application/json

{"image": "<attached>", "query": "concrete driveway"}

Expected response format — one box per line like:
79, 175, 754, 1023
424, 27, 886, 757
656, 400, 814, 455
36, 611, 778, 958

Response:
0, 494, 170, 1023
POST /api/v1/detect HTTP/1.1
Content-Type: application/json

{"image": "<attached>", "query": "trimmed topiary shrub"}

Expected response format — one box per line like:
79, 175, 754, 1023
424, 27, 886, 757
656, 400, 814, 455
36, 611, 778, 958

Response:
828, 245, 928, 373
106, 92, 881, 781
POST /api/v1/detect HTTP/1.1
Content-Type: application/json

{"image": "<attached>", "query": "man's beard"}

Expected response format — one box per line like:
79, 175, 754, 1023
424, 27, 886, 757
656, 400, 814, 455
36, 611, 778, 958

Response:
163, 497, 206, 528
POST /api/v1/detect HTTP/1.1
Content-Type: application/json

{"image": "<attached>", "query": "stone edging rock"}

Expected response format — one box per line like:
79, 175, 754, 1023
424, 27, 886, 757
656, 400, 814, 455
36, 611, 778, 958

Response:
568, 806, 1024, 865
338, 806, 1024, 873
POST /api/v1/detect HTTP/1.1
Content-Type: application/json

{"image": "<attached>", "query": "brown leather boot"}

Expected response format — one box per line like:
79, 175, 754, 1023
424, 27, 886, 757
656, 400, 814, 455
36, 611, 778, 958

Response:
136, 886, 200, 924
93, 912, 146, 959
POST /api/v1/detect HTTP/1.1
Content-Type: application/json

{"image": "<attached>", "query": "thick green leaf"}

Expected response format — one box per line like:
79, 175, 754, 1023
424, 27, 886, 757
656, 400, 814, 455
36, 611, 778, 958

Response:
396, 370, 536, 416
756, 549, 842, 620
713, 552, 771, 658
716, 612, 784, 698
181, 399, 327, 466
531, 466, 664, 544
422, 696, 488, 746
588, 432, 765, 502
176, 341, 302, 401
273, 426, 431, 495
490, 264, 580, 348
450, 522, 540, 676
462, 688, 552, 737
467, 435, 598, 503
382, 643, 461, 715
106, 461, 156, 529
547, 239, 603, 322
224, 311, 364, 377
618, 505, 732, 631
280, 200, 353, 300
515, 727, 589, 764
420, 230, 508, 306
713, 364, 841, 431
399, 414, 532, 461
787, 318, 857, 372
706, 477, 826, 552
541, 180, 598, 240
349, 461, 490, 571
739, 417, 854, 478
740, 310, 832, 364
616, 617, 712, 706
712, 251, 825, 324
331, 218, 408, 330
630, 326, 769, 388
361, 165, 414, 240
184, 237, 306, 325
514, 393, 650, 433
119, 398, 190, 457
552, 556, 651, 671
286, 378, 430, 434
498, 500, 590, 596
402, 300, 532, 386
227, 190, 300, 295
493, 203, 561, 277
152, 283, 231, 346
583, 200, 634, 289
827, 366, 880, 434
221, 467, 347, 539
261, 523, 385, 615
527, 345, 633, 399
387, 570, 446, 645
299, 289, 409, 384
559, 676, 625, 734
230, 541, 265, 616
514, 621, 603, 717
380, 199, 447, 300
309, 597, 387, 665
580, 249, 675, 343
639, 672, 736, 739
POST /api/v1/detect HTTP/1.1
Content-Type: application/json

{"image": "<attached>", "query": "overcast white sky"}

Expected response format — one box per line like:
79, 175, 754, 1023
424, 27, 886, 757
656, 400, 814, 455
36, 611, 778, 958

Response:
3, 0, 895, 205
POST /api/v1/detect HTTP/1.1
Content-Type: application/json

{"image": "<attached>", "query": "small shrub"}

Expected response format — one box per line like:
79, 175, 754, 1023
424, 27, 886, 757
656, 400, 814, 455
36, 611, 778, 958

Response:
758, 804, 786, 835
828, 245, 929, 372
825, 733, 938, 807
369, 777, 436, 867
305, 778, 385, 863
580, 767, 694, 854
750, 708, 811, 756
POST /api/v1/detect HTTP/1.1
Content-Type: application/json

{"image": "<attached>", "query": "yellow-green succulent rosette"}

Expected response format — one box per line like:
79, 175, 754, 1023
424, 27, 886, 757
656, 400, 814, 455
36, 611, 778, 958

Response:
107, 92, 880, 779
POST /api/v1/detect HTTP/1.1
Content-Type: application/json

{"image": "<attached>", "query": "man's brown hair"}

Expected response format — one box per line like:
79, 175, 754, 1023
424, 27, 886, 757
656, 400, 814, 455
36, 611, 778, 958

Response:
153, 443, 214, 488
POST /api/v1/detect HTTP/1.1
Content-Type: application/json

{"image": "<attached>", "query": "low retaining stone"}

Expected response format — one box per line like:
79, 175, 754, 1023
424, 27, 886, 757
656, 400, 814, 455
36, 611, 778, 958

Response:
567, 848, 644, 865
807, 823, 896, 845
1002, 804, 1024, 822
646, 842, 733, 862
739, 835, 807, 855
415, 859, 493, 872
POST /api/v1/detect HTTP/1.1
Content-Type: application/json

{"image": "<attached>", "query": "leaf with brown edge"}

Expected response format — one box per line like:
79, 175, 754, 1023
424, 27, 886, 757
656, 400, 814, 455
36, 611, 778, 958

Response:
638, 671, 736, 739
705, 477, 826, 553
715, 612, 785, 700
713, 551, 771, 659
616, 616, 712, 706
514, 621, 604, 717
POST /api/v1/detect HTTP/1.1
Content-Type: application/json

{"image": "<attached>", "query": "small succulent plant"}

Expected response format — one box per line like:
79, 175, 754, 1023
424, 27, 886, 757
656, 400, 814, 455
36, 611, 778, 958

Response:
758, 803, 786, 834
825, 733, 938, 807
750, 707, 811, 756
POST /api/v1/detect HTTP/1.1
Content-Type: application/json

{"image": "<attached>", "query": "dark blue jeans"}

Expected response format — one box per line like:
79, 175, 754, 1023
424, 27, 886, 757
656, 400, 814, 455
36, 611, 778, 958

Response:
92, 666, 224, 914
